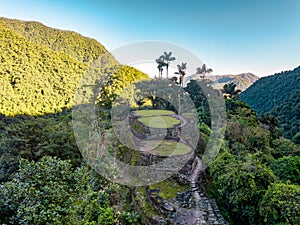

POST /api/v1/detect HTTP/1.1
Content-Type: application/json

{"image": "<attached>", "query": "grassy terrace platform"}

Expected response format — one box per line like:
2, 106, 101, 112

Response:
145, 140, 191, 156
138, 116, 180, 128
133, 110, 175, 117
132, 110, 180, 129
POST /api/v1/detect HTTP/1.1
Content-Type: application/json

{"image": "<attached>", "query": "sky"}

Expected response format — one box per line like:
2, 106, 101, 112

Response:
1, 0, 300, 77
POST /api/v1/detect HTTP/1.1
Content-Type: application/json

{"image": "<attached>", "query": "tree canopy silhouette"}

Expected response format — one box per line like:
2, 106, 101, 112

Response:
175, 62, 187, 86
196, 64, 213, 79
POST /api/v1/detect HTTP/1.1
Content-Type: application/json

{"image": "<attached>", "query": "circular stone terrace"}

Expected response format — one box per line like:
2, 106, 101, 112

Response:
130, 109, 192, 156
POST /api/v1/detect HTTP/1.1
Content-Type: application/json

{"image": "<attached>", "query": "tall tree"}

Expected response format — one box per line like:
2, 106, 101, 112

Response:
155, 55, 165, 78
196, 64, 213, 79
175, 62, 187, 86
163, 51, 176, 78
222, 82, 241, 99
174, 63, 187, 115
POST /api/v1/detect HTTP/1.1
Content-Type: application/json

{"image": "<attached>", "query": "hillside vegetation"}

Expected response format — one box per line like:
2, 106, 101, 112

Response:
0, 18, 149, 224
0, 17, 299, 225
0, 18, 148, 116
0, 17, 110, 64
241, 66, 300, 139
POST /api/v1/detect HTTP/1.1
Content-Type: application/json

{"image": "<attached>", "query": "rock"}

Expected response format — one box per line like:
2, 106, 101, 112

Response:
161, 203, 176, 212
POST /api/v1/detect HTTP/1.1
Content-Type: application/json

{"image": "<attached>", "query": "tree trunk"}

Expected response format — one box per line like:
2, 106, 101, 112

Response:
166, 64, 169, 78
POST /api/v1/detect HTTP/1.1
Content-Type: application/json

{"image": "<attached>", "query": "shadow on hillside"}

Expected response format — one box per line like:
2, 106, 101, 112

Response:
0, 108, 82, 182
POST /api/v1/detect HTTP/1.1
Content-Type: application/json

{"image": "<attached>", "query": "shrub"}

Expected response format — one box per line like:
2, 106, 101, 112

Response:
270, 156, 300, 184
259, 183, 300, 224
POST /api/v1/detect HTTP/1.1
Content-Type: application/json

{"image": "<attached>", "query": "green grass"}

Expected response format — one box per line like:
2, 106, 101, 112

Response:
149, 179, 189, 200
138, 116, 180, 128
131, 120, 145, 134
133, 110, 175, 117
146, 140, 191, 156
135, 187, 162, 217
182, 112, 197, 119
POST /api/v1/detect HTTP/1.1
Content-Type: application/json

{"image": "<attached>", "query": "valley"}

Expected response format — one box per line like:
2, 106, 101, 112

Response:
0, 17, 299, 225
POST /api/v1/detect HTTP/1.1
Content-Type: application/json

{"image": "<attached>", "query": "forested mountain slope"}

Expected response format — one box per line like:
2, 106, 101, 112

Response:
241, 66, 300, 139
0, 26, 87, 115
0, 17, 299, 225
269, 90, 300, 139
240, 66, 300, 114
0, 18, 148, 116
0, 17, 109, 64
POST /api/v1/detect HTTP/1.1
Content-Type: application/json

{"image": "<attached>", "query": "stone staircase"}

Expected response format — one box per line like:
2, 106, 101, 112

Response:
140, 156, 228, 225
170, 156, 228, 225
130, 110, 228, 224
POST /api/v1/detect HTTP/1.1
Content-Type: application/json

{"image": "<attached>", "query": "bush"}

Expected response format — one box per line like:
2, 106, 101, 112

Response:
0, 157, 116, 224
271, 137, 300, 158
292, 132, 300, 144
270, 156, 300, 184
259, 183, 300, 224
209, 154, 276, 225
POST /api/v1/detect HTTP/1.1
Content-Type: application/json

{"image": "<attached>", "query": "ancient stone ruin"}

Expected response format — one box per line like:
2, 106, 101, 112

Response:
129, 110, 228, 225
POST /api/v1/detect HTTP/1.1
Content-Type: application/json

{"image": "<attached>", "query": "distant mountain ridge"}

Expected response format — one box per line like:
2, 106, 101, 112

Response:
208, 73, 259, 91
185, 72, 259, 91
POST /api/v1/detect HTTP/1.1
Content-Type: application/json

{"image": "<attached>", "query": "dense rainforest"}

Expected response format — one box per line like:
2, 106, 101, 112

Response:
0, 18, 299, 225
241, 66, 300, 140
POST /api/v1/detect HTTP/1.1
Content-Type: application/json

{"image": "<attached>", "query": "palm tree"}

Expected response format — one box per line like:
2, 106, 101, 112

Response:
155, 55, 165, 78
196, 64, 213, 79
163, 51, 176, 78
158, 64, 163, 78
175, 62, 187, 86
222, 82, 241, 99
174, 62, 187, 114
